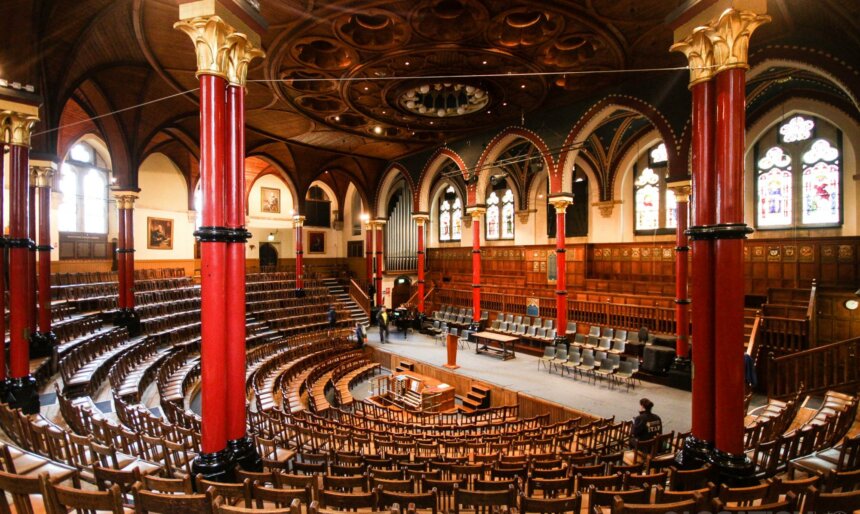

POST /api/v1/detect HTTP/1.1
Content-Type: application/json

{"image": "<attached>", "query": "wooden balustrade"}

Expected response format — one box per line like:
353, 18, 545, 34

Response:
349, 279, 370, 316
759, 316, 809, 356
768, 336, 860, 399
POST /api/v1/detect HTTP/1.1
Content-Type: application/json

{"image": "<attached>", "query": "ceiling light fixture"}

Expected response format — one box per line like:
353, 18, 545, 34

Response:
373, 125, 383, 134
399, 83, 489, 118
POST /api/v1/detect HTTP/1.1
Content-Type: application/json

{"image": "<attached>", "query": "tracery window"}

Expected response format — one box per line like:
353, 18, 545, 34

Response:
754, 115, 842, 228
633, 143, 675, 233
59, 142, 110, 234
438, 185, 462, 242
486, 185, 514, 240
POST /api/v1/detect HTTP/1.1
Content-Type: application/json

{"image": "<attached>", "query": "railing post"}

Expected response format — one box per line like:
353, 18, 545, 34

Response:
767, 351, 776, 398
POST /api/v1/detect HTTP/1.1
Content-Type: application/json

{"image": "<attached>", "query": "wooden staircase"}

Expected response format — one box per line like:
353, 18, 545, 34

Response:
459, 383, 491, 410
395, 361, 414, 373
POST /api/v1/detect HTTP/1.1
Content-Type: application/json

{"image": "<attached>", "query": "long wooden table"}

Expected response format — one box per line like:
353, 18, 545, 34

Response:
473, 331, 517, 360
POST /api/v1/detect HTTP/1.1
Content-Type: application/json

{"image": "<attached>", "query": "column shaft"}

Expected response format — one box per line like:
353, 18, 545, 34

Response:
38, 186, 52, 335
117, 205, 127, 310
555, 209, 567, 338
690, 81, 716, 446
417, 221, 425, 314
9, 144, 31, 378
123, 207, 135, 309
28, 186, 37, 337
471, 215, 481, 323
0, 145, 5, 382
713, 68, 748, 457
295, 222, 304, 291
198, 73, 229, 458
675, 199, 690, 358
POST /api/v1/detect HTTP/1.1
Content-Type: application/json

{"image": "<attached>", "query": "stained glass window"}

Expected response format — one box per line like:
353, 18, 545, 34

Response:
438, 185, 461, 242
635, 167, 660, 231
665, 189, 678, 229
501, 189, 515, 239
650, 143, 668, 164
486, 192, 500, 240
756, 146, 793, 227
753, 115, 842, 228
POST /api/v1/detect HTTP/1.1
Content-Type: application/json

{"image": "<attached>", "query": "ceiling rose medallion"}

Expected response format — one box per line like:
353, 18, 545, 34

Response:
399, 83, 489, 118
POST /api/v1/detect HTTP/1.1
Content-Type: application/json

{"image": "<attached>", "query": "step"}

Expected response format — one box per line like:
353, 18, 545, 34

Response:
470, 384, 491, 395
461, 397, 482, 409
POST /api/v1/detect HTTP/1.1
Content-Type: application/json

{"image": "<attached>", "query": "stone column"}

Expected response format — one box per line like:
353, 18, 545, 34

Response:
175, 0, 265, 481
27, 184, 37, 351
31, 162, 57, 355
293, 215, 305, 296
667, 181, 692, 360
413, 214, 430, 315
466, 207, 485, 331
549, 195, 573, 343
114, 192, 128, 313
0, 102, 40, 413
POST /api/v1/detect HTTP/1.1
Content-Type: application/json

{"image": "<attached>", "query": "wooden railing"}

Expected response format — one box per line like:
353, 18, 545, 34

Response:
430, 288, 677, 334
349, 279, 370, 316
747, 311, 763, 361
807, 279, 818, 346
758, 316, 809, 356
768, 336, 860, 399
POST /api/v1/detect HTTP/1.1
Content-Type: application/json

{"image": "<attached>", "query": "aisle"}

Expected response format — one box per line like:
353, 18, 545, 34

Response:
368, 327, 692, 433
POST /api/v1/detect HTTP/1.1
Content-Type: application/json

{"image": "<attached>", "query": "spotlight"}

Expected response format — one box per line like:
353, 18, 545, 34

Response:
373, 126, 383, 135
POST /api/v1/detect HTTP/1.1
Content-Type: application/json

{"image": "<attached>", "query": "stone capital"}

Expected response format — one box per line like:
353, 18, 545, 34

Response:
667, 180, 692, 203
592, 200, 621, 218
670, 27, 716, 87
225, 32, 265, 86
517, 210, 533, 224
0, 104, 40, 147
112, 191, 139, 210
292, 215, 305, 227
707, 8, 770, 73
29, 160, 57, 188
548, 194, 574, 213
466, 206, 486, 219
412, 213, 430, 226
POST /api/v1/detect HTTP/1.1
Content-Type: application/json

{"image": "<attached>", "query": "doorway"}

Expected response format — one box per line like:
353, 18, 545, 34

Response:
392, 275, 412, 309
259, 243, 278, 269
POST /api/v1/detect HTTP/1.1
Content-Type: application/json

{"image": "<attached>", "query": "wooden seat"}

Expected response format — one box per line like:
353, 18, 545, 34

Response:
41, 474, 127, 514
452, 484, 516, 514
377, 488, 438, 514
0, 469, 47, 514
611, 496, 699, 514
131, 482, 215, 514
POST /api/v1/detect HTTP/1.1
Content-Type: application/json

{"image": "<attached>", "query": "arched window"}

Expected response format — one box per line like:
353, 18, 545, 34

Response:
754, 115, 843, 228
633, 142, 675, 233
486, 184, 514, 241
438, 185, 462, 242
59, 141, 110, 234
305, 184, 331, 227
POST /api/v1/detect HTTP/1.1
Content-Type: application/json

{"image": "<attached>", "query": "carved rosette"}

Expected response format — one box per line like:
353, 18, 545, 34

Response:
707, 8, 770, 73
0, 111, 39, 147
670, 27, 715, 87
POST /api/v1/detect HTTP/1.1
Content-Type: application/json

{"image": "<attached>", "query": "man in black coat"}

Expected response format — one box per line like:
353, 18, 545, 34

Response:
377, 307, 390, 343
631, 398, 663, 444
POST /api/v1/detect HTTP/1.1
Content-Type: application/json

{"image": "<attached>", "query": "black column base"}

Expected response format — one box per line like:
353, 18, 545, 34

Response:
711, 448, 757, 487
29, 331, 57, 359
675, 435, 712, 470
192, 449, 235, 484
671, 356, 691, 371
115, 308, 141, 336
468, 321, 481, 332
295, 288, 306, 298
553, 334, 569, 348
5, 376, 40, 414
228, 436, 262, 473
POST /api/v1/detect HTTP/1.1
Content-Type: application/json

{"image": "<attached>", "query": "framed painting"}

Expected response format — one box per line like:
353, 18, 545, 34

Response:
308, 231, 326, 254
147, 217, 173, 250
261, 187, 281, 213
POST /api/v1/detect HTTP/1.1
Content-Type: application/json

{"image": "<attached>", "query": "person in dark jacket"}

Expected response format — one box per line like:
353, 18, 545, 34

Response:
631, 398, 663, 443
354, 322, 366, 348
327, 305, 337, 335
377, 307, 389, 343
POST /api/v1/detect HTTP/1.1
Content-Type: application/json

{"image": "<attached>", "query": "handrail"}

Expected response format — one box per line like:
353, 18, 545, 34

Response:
349, 279, 370, 317
806, 278, 817, 345
747, 310, 762, 361
768, 336, 860, 399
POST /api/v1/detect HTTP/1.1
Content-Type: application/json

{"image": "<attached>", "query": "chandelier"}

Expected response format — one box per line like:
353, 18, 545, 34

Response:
399, 83, 489, 118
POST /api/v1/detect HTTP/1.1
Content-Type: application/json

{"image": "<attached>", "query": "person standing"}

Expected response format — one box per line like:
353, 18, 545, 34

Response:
377, 307, 389, 343
327, 305, 337, 336
631, 398, 663, 444
354, 322, 366, 349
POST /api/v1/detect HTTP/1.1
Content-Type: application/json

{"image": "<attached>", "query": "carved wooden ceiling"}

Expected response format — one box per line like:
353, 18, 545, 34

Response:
1, 0, 858, 195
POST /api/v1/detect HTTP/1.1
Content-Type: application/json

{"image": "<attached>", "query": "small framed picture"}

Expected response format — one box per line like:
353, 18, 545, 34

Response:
147, 217, 173, 250
261, 187, 281, 213
308, 231, 326, 254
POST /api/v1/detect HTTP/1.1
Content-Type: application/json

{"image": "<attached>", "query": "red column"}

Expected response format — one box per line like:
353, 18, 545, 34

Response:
551, 199, 571, 340
116, 201, 127, 311
224, 82, 259, 470
28, 186, 37, 342
365, 221, 374, 305
294, 216, 305, 295
670, 186, 691, 359
7, 141, 39, 412
415, 216, 427, 314
375, 222, 384, 307
686, 80, 717, 463
0, 144, 5, 386
123, 202, 136, 310
35, 167, 56, 349
469, 209, 483, 326
195, 72, 231, 479
713, 68, 751, 460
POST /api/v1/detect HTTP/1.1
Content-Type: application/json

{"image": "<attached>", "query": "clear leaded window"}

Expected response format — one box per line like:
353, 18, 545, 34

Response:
754, 115, 842, 228
59, 142, 110, 234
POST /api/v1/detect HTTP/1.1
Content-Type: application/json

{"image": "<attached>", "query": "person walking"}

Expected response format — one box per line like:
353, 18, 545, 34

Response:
377, 307, 390, 343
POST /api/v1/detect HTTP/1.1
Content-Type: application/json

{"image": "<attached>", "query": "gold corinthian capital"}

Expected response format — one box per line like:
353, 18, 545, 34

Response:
225, 32, 265, 86
670, 26, 716, 87
0, 110, 39, 147
707, 8, 771, 73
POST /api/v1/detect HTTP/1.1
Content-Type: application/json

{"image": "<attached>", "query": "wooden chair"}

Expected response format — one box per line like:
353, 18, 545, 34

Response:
323, 473, 368, 493
576, 472, 622, 493
653, 483, 714, 509
587, 486, 650, 514
214, 496, 298, 514
422, 478, 465, 513
277, 473, 320, 502
0, 469, 45, 514
234, 468, 277, 487
195, 476, 251, 507
94, 465, 142, 504
803, 486, 860, 514
519, 492, 581, 514
667, 465, 711, 491
251, 483, 311, 509
712, 492, 798, 513
623, 471, 667, 491
452, 484, 516, 514
716, 481, 773, 507
526, 475, 575, 498
371, 477, 415, 493
41, 474, 125, 514
132, 482, 215, 514
318, 490, 376, 511
377, 488, 438, 514
825, 467, 860, 492
142, 474, 194, 494
611, 495, 699, 514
